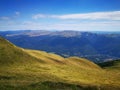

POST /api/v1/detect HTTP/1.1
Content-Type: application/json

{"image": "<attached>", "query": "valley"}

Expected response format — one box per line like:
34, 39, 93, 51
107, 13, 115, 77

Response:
0, 30, 120, 63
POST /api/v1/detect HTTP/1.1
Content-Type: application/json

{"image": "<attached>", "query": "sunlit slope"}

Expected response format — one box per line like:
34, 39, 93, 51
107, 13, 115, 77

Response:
24, 49, 65, 64
0, 37, 43, 66
25, 49, 100, 69
65, 57, 100, 69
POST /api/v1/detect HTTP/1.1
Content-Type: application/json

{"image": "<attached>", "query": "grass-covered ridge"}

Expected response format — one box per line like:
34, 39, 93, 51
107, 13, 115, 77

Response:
0, 37, 44, 66
0, 37, 120, 90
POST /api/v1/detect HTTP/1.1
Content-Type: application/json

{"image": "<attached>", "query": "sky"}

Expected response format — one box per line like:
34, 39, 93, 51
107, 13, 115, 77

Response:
0, 0, 120, 31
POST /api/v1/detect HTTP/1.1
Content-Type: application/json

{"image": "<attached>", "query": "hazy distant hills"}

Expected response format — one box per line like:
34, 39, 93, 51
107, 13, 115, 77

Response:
0, 37, 120, 90
0, 30, 120, 63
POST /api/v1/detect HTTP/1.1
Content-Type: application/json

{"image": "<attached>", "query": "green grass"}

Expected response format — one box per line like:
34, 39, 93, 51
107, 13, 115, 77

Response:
0, 37, 120, 90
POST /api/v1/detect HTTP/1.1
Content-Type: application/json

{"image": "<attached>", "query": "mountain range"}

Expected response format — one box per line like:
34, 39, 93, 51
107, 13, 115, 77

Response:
0, 30, 120, 63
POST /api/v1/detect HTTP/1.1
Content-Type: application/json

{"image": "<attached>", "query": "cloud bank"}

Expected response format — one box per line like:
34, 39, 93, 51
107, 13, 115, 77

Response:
0, 11, 120, 31
33, 11, 120, 20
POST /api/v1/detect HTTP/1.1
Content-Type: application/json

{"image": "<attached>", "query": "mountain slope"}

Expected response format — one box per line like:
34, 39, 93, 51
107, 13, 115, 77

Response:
0, 37, 120, 90
0, 37, 44, 66
98, 60, 120, 88
25, 49, 100, 69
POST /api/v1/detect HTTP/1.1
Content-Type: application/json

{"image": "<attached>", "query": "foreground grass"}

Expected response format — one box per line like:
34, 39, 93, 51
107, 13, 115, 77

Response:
0, 61, 120, 90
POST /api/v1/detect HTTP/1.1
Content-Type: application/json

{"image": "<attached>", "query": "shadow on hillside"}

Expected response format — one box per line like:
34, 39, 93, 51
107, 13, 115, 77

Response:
30, 81, 120, 90
0, 81, 120, 90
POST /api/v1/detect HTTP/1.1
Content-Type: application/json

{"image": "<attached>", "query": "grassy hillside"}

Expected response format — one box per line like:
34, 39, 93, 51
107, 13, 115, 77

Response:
0, 37, 120, 90
0, 37, 44, 66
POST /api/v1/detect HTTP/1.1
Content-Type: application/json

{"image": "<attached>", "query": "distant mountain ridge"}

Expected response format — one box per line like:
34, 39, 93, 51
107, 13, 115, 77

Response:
0, 30, 120, 63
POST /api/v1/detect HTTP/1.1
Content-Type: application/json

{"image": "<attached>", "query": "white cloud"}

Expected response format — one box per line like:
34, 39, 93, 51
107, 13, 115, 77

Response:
42, 21, 120, 31
1, 20, 119, 31
1, 11, 120, 31
33, 11, 120, 20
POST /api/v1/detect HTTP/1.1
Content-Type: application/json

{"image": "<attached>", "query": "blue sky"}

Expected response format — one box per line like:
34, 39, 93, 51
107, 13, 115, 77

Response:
0, 0, 120, 31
